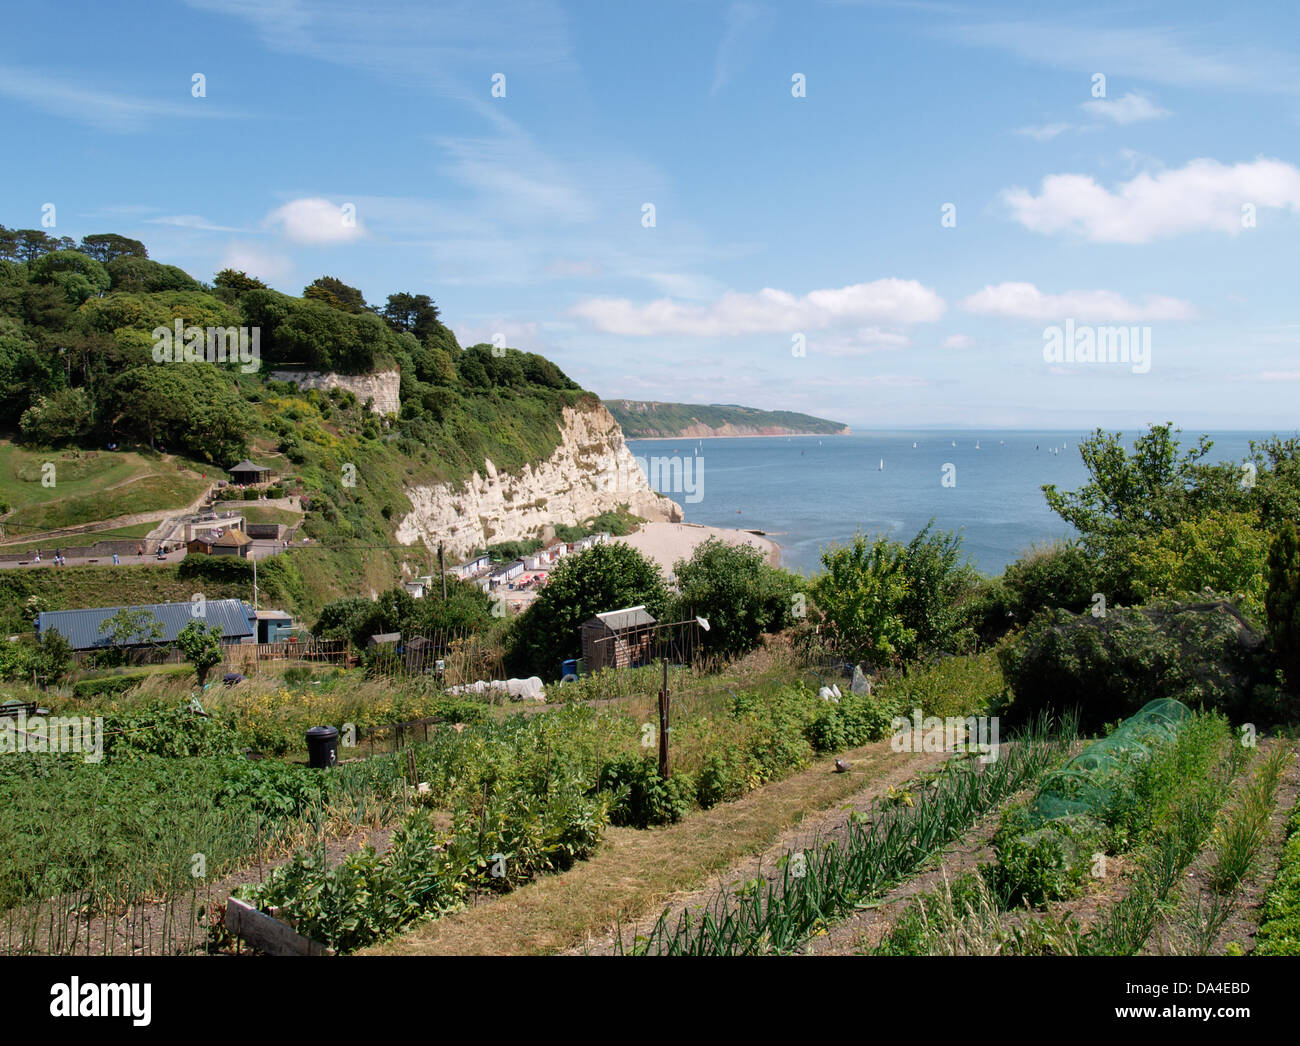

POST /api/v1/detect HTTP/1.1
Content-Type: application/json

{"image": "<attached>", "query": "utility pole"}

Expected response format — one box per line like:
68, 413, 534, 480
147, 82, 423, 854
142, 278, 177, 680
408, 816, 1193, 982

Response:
252, 552, 258, 611
657, 657, 670, 779
438, 541, 447, 600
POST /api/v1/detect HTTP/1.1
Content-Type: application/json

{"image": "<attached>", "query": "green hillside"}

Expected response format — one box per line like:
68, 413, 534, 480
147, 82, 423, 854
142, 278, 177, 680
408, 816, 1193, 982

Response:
0, 225, 597, 619
605, 400, 850, 438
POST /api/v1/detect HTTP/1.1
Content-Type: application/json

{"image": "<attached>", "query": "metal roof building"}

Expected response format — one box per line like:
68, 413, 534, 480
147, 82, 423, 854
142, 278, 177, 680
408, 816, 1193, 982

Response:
36, 599, 257, 651
580, 605, 657, 672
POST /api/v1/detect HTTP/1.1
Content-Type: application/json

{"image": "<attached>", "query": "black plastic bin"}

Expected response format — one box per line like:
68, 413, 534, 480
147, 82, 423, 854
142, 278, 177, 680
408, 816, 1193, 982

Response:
306, 725, 339, 768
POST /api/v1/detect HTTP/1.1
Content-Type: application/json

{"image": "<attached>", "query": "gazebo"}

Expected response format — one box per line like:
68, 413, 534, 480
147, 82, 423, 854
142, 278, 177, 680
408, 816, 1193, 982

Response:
229, 460, 271, 486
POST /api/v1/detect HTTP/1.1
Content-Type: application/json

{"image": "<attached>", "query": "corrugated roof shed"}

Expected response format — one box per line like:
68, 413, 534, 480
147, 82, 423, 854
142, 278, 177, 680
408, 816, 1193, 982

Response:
37, 599, 256, 651
592, 605, 657, 631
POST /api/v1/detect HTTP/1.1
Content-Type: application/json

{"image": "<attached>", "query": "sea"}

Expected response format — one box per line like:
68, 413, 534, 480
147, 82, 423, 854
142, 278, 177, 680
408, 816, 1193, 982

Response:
627, 431, 1284, 578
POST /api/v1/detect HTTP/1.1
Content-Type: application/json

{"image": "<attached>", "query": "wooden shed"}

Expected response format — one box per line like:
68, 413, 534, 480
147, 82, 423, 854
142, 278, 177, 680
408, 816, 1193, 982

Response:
580, 605, 657, 672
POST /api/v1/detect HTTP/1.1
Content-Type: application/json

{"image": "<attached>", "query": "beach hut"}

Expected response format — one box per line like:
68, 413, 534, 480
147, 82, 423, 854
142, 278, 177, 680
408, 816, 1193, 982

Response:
580, 605, 657, 672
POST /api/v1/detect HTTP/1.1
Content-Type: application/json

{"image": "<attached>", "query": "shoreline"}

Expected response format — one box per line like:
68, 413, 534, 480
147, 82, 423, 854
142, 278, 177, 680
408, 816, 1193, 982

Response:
614, 520, 782, 575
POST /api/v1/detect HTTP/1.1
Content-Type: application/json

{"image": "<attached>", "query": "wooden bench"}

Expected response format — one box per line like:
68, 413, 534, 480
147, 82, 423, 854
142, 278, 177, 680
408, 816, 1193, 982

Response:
0, 701, 39, 719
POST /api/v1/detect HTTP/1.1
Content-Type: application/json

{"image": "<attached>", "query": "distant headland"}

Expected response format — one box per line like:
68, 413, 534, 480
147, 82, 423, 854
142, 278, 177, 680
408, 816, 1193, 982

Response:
605, 400, 851, 439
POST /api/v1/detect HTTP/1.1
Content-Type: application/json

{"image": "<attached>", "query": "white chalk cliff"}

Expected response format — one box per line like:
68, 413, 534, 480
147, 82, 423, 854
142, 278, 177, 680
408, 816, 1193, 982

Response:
396, 403, 683, 557
268, 369, 401, 415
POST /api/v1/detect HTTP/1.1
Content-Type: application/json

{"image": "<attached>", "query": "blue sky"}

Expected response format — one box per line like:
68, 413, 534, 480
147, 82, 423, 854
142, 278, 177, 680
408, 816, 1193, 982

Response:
3, 0, 1299, 431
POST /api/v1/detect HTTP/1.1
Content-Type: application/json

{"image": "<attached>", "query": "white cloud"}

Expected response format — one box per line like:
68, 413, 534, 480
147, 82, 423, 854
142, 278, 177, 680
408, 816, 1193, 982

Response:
1001, 157, 1300, 243
219, 243, 294, 284
265, 198, 367, 245
942, 334, 974, 349
1081, 92, 1169, 124
571, 279, 946, 336
960, 282, 1196, 321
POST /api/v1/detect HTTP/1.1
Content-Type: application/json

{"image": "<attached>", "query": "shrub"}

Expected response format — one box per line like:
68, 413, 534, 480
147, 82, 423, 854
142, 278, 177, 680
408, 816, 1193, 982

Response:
694, 749, 748, 808
598, 755, 694, 828
811, 522, 975, 669
997, 601, 1271, 730
1126, 512, 1269, 620
991, 814, 1107, 905
1265, 520, 1300, 694
1002, 541, 1095, 621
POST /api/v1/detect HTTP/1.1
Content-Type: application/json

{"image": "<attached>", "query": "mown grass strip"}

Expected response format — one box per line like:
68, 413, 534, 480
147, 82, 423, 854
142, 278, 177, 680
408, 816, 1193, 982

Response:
624, 712, 1075, 956
365, 740, 908, 955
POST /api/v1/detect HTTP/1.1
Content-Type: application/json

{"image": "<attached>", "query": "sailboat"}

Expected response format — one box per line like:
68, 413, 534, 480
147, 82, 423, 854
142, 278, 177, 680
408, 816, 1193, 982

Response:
975, 440, 981, 450
912, 441, 917, 448
878, 459, 884, 471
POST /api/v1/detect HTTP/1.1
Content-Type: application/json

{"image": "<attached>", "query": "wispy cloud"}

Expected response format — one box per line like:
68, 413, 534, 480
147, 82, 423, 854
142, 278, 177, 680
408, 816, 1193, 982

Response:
1013, 122, 1076, 142
144, 214, 247, 233
573, 279, 946, 336
960, 282, 1196, 322
1081, 91, 1169, 124
0, 65, 240, 132
712, 2, 773, 95
935, 19, 1300, 94
1001, 157, 1300, 243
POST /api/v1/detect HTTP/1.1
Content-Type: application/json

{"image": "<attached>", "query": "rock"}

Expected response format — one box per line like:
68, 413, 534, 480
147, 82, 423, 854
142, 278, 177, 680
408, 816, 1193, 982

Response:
851, 665, 873, 696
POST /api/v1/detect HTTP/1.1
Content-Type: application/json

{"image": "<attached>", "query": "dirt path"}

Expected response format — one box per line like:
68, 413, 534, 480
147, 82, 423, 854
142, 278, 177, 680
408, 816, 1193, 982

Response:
567, 746, 954, 955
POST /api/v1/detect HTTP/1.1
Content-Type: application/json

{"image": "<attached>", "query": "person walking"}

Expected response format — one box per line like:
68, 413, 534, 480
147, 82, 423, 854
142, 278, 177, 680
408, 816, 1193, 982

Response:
113, 553, 120, 565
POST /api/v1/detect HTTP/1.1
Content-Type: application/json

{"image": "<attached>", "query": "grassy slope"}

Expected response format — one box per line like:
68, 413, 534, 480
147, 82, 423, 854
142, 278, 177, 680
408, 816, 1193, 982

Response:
0, 443, 209, 531
605, 400, 849, 438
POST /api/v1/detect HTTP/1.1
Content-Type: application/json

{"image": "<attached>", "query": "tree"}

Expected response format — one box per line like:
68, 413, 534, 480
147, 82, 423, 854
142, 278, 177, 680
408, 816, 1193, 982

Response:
811, 533, 913, 667
810, 522, 974, 668
176, 620, 224, 686
79, 233, 148, 264
382, 292, 440, 340
19, 387, 93, 446
507, 543, 669, 677
106, 255, 199, 293
29, 250, 110, 303
1265, 520, 1300, 693
214, 269, 268, 294
1042, 424, 1221, 550
304, 276, 368, 314
33, 628, 73, 687
99, 608, 164, 665
670, 538, 800, 657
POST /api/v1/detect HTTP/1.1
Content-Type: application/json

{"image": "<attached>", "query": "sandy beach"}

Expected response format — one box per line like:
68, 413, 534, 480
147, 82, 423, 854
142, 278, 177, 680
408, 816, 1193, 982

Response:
615, 521, 781, 577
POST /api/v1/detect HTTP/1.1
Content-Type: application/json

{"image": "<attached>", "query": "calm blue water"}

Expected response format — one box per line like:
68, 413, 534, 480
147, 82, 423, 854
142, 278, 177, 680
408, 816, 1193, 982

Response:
628, 431, 1277, 577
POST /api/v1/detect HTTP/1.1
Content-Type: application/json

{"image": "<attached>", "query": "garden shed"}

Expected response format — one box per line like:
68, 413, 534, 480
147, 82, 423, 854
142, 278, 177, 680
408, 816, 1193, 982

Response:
580, 605, 657, 672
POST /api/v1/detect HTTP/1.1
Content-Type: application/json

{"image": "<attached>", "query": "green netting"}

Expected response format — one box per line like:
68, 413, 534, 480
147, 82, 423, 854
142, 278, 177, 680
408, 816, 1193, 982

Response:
1028, 698, 1192, 823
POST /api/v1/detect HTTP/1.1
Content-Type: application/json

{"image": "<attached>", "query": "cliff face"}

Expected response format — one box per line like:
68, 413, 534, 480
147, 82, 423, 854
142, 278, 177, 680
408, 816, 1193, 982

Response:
395, 402, 683, 558
268, 369, 401, 415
